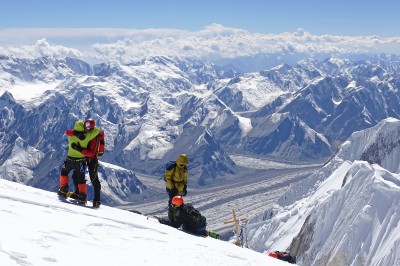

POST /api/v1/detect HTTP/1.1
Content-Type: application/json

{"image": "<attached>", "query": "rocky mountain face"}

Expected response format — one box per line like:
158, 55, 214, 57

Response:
1, 54, 400, 204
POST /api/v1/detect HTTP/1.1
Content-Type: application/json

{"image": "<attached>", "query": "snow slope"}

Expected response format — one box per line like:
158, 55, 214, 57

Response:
0, 178, 291, 266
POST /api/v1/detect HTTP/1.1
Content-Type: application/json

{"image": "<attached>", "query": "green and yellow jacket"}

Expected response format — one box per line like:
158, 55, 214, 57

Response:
66, 120, 100, 158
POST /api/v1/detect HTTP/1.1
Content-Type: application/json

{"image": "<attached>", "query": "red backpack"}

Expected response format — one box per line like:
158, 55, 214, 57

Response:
268, 251, 296, 264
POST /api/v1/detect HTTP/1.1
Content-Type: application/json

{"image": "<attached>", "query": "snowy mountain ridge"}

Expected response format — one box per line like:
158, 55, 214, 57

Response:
246, 118, 400, 265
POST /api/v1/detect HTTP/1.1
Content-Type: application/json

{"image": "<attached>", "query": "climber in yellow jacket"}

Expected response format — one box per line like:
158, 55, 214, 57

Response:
165, 154, 189, 220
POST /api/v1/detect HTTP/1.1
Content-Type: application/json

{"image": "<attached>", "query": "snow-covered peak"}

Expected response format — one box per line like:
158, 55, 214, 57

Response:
248, 158, 400, 265
216, 72, 283, 111
295, 162, 400, 265
337, 117, 400, 173
0, 137, 45, 183
246, 118, 400, 265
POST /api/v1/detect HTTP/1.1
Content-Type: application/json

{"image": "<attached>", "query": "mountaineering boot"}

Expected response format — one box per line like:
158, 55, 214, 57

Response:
67, 191, 80, 199
67, 192, 87, 204
73, 183, 88, 204
76, 193, 87, 204
57, 185, 69, 198
93, 200, 101, 208
93, 193, 101, 208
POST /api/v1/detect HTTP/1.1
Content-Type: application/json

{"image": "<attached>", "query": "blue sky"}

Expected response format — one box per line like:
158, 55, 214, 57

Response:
1, 0, 399, 37
1, 0, 399, 62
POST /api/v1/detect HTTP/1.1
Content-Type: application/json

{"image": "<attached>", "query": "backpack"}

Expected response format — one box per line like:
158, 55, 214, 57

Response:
162, 161, 176, 182
162, 161, 187, 182
97, 131, 105, 156
183, 203, 206, 226
269, 251, 296, 264
166, 161, 176, 171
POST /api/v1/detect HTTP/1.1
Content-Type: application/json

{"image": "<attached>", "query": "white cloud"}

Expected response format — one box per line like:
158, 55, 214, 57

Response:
0, 38, 82, 59
0, 24, 399, 64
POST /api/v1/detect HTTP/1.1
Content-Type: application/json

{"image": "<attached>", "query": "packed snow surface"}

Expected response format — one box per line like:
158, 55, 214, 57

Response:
0, 178, 291, 266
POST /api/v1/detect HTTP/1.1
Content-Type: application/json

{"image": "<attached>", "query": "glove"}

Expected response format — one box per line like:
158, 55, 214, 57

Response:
166, 187, 177, 193
182, 185, 187, 196
74, 131, 85, 140
158, 217, 167, 224
71, 142, 83, 152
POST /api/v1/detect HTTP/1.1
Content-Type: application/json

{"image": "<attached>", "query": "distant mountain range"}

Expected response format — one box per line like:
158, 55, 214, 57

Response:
1, 53, 400, 205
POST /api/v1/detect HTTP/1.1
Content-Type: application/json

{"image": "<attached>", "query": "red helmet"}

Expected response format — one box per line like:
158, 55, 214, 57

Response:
84, 119, 95, 131
172, 196, 184, 206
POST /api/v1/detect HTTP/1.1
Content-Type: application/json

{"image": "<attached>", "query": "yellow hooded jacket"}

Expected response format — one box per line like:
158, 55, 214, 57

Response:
165, 154, 189, 194
67, 120, 101, 158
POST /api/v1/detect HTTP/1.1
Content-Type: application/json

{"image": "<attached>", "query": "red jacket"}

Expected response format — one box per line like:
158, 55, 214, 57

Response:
82, 133, 101, 158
